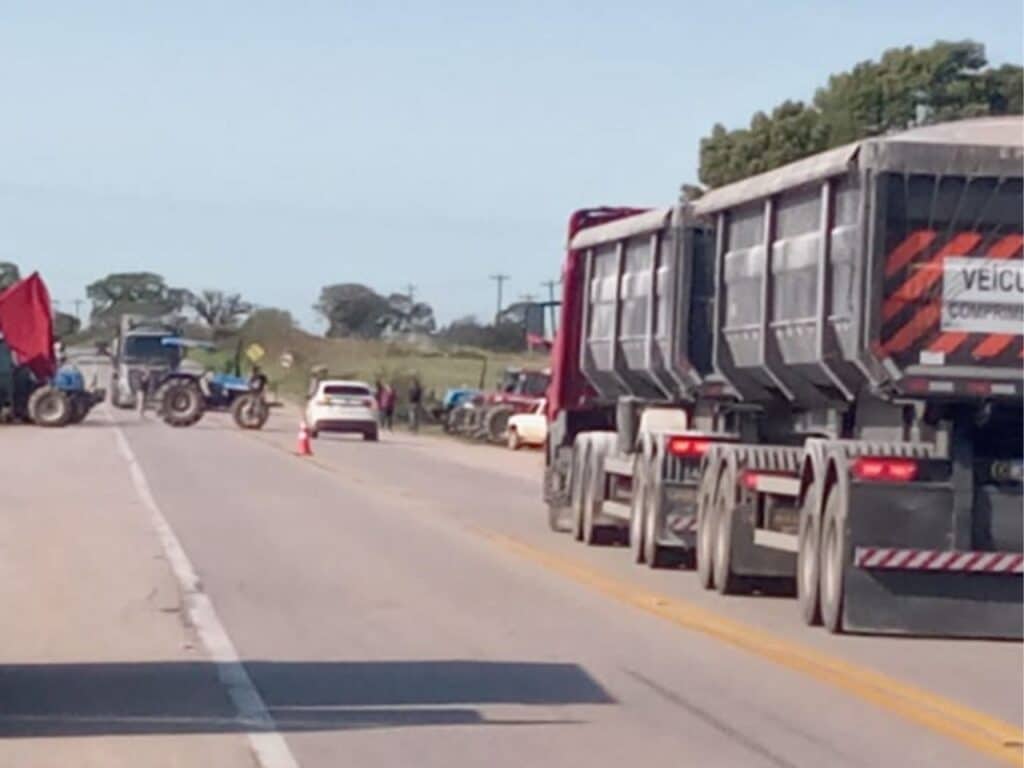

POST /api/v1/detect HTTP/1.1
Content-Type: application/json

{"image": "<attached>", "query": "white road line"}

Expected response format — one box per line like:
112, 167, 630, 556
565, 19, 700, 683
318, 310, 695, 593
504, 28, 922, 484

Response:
108, 412, 300, 768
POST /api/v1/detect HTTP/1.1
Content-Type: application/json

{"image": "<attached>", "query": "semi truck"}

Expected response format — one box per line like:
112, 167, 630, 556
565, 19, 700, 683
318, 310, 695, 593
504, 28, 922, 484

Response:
543, 117, 1023, 638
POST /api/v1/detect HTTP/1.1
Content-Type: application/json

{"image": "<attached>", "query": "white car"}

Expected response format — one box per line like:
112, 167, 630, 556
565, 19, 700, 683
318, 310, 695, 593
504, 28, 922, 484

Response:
506, 399, 547, 450
305, 379, 379, 441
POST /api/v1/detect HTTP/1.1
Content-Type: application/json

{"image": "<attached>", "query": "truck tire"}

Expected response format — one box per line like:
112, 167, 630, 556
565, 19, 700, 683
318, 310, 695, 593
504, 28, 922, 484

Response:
231, 393, 269, 430
485, 406, 513, 443
797, 483, 823, 626
571, 438, 590, 541
580, 434, 617, 546
712, 464, 742, 595
641, 462, 670, 568
820, 483, 847, 634
629, 454, 648, 563
159, 380, 204, 428
696, 459, 720, 590
28, 386, 71, 427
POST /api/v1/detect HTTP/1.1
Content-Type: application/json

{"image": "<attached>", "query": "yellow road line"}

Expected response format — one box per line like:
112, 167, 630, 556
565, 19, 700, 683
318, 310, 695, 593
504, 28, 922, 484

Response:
475, 529, 1024, 766
240, 427, 1023, 764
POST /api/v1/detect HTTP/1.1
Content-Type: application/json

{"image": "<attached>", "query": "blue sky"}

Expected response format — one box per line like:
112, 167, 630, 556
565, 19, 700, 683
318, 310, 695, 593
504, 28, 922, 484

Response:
1, 2, 1021, 329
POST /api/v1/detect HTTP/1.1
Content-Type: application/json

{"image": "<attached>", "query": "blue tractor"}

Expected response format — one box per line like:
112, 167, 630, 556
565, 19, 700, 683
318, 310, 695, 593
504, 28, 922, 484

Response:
0, 339, 105, 427
152, 338, 274, 429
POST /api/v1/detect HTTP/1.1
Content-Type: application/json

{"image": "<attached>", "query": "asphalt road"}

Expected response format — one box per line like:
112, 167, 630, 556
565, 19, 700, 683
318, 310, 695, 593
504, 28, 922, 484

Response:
4, 389, 1022, 766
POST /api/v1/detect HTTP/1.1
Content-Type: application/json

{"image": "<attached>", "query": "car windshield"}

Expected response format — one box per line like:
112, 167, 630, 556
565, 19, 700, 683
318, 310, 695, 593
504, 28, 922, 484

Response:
323, 385, 370, 396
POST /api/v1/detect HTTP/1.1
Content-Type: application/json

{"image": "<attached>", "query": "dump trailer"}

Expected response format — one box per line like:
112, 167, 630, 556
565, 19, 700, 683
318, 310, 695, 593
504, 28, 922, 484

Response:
543, 117, 1023, 638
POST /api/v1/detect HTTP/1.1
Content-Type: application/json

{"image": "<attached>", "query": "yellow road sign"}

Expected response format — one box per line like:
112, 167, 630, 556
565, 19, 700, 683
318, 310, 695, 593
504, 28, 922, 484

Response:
245, 343, 265, 362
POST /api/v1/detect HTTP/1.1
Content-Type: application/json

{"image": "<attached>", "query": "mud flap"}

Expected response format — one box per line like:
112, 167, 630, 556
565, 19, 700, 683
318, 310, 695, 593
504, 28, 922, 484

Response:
729, 502, 796, 579
842, 483, 1023, 638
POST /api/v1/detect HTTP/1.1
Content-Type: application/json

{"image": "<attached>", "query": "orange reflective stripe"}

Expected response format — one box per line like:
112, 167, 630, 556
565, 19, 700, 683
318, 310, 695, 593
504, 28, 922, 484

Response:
973, 334, 1015, 359
885, 230, 937, 277
988, 233, 1024, 260
929, 332, 969, 354
882, 232, 983, 322
883, 303, 940, 354
926, 237, 1022, 354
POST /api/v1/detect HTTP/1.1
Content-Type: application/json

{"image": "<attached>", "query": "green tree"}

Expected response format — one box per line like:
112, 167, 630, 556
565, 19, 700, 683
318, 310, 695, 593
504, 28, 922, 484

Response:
314, 283, 391, 338
53, 311, 81, 338
86, 272, 191, 328
0, 262, 20, 291
189, 289, 253, 335
699, 40, 1023, 188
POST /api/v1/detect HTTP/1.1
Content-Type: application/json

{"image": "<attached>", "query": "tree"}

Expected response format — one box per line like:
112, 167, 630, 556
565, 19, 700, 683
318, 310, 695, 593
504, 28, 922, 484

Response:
53, 311, 81, 338
699, 40, 1023, 187
0, 262, 20, 291
381, 292, 437, 335
189, 289, 253, 335
86, 272, 191, 328
314, 284, 437, 338
314, 283, 392, 338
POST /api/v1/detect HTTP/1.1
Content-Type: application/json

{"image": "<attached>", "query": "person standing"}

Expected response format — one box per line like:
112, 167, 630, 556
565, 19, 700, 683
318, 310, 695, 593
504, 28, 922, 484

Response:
380, 383, 396, 430
408, 378, 423, 433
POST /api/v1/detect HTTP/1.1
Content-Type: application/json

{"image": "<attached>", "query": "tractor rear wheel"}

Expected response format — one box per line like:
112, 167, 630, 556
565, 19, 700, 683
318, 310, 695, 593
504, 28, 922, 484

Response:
159, 380, 204, 427
231, 393, 269, 429
28, 386, 71, 427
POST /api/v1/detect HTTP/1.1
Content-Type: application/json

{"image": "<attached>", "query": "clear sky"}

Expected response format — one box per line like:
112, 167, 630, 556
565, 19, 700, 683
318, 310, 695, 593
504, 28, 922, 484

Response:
1, 2, 1021, 329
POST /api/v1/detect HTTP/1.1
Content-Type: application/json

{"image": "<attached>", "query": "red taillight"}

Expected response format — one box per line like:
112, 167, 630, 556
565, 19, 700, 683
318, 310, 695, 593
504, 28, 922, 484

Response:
362, 398, 376, 408
667, 437, 710, 458
852, 457, 918, 483
741, 470, 758, 490
965, 380, 992, 396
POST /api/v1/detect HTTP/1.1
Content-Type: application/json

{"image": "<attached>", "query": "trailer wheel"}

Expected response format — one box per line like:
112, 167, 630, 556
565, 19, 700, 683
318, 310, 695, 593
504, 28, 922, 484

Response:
628, 454, 648, 563
820, 483, 847, 633
696, 461, 719, 589
797, 484, 823, 626
582, 445, 612, 545
712, 465, 742, 595
642, 466, 670, 568
571, 438, 590, 541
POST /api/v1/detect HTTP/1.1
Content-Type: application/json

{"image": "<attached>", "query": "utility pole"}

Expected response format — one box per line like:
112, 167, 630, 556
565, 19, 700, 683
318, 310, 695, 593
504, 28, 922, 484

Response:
72, 299, 85, 323
541, 279, 559, 334
403, 284, 416, 303
489, 273, 509, 323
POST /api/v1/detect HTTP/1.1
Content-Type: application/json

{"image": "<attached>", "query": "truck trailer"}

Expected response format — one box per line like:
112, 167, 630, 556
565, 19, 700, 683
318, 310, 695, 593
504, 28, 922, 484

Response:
543, 117, 1023, 638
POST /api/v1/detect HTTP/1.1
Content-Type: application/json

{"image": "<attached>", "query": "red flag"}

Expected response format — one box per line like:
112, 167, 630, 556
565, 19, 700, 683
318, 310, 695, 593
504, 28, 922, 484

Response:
0, 272, 56, 380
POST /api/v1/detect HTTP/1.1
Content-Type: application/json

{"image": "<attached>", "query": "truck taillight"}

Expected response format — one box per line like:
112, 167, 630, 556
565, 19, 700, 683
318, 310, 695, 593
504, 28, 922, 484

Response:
667, 437, 710, 458
851, 457, 918, 483
362, 398, 376, 408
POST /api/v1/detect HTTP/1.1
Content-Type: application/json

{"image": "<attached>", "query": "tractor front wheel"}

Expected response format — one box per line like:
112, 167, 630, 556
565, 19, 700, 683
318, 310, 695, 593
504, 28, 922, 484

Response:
231, 393, 269, 430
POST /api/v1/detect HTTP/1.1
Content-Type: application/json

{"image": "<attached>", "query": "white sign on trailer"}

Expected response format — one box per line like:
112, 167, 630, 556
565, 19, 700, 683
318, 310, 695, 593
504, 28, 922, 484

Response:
940, 257, 1024, 334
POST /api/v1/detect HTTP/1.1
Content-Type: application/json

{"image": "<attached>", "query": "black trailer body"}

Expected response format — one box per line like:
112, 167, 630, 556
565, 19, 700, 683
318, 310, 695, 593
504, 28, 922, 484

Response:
690, 117, 1023, 637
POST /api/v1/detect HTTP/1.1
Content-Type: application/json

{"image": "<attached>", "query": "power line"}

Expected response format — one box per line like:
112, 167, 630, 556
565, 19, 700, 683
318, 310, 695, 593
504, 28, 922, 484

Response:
489, 273, 509, 323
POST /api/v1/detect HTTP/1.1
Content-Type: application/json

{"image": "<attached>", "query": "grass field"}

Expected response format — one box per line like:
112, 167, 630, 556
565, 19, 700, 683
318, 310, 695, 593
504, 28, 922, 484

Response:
192, 314, 547, 408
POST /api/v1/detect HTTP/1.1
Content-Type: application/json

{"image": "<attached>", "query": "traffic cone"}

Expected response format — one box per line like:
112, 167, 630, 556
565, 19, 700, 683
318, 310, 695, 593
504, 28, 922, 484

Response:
296, 420, 313, 456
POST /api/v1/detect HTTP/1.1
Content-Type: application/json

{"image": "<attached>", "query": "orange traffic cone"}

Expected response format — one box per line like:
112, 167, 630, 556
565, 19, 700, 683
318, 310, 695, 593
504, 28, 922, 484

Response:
296, 420, 313, 456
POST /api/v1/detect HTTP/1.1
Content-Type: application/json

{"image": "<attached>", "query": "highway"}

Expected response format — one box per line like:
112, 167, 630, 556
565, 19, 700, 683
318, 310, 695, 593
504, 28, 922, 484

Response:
1, 400, 1021, 767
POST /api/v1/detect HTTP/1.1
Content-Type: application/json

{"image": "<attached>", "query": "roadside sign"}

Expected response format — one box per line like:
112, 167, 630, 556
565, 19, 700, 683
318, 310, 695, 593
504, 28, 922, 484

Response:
246, 343, 266, 362
280, 351, 294, 369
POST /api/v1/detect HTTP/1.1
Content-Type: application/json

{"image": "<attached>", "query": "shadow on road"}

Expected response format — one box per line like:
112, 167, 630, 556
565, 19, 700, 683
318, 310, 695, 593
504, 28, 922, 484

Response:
0, 660, 614, 737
